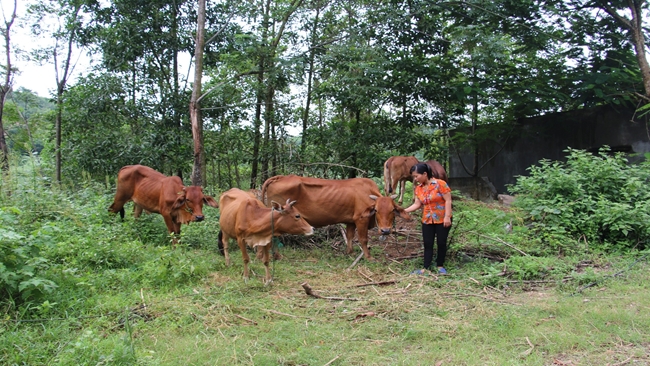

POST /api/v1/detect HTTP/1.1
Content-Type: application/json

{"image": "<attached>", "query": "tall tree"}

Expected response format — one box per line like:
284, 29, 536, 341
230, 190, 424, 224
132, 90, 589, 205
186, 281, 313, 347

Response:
28, 0, 90, 183
0, 0, 17, 171
190, 0, 207, 186
569, 0, 650, 100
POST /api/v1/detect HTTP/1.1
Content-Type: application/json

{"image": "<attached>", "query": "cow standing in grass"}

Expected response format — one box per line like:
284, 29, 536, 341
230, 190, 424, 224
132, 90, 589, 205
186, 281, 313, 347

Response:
108, 165, 218, 245
261, 175, 410, 260
218, 188, 314, 284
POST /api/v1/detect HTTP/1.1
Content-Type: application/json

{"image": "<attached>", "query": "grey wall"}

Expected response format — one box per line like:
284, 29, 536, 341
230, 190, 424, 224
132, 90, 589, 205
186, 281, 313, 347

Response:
449, 105, 650, 194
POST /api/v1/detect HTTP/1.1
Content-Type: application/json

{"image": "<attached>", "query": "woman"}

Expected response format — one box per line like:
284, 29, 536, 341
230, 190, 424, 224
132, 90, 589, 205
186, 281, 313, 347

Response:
404, 162, 452, 275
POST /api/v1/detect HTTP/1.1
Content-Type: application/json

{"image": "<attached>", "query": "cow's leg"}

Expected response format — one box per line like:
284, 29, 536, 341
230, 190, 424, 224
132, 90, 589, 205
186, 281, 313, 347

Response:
398, 180, 406, 204
238, 238, 250, 282
345, 224, 356, 254
133, 203, 143, 218
218, 231, 231, 266
163, 216, 181, 247
356, 222, 373, 260
258, 244, 272, 285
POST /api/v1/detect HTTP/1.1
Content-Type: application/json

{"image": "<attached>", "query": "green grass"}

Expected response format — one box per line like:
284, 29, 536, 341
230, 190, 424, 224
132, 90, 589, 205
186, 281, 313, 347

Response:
3, 245, 650, 365
2, 167, 650, 365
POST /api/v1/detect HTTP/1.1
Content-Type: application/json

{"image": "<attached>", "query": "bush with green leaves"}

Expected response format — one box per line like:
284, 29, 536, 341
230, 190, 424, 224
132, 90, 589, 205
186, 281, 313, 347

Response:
0, 207, 58, 303
508, 147, 650, 251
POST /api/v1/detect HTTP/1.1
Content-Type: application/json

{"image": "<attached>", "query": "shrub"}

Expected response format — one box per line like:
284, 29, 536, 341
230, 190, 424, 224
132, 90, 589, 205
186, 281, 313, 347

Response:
508, 147, 650, 252
0, 207, 58, 303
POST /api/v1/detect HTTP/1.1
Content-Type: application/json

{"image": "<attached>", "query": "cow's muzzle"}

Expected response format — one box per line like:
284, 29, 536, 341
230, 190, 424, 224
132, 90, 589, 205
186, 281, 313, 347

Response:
195, 215, 204, 222
380, 228, 391, 235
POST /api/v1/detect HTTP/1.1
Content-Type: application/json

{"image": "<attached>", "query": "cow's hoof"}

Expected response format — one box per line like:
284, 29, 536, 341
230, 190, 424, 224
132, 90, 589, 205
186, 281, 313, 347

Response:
264, 279, 273, 286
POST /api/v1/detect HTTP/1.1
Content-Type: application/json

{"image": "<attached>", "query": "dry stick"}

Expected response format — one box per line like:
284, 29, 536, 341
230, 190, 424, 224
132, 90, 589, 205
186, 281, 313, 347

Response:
391, 254, 423, 261
467, 231, 529, 256
520, 336, 535, 357
611, 356, 633, 366
301, 282, 359, 301
356, 268, 374, 282
354, 280, 397, 287
347, 251, 364, 270
323, 355, 340, 366
234, 314, 257, 325
263, 309, 314, 320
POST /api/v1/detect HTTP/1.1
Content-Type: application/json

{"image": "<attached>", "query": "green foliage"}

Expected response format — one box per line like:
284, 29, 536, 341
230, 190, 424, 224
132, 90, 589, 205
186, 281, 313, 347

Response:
0, 207, 58, 303
508, 147, 650, 251
503, 255, 572, 281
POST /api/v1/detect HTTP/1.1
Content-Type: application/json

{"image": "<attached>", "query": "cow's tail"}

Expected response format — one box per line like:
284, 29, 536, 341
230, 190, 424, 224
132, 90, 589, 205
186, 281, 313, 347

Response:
383, 158, 393, 195
217, 231, 225, 256
261, 175, 283, 205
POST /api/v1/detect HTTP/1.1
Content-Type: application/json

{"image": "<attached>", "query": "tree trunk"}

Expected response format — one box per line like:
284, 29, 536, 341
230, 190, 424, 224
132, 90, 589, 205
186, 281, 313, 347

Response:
0, 0, 17, 171
301, 5, 321, 158
190, 0, 206, 187
250, 66, 264, 189
601, 0, 650, 99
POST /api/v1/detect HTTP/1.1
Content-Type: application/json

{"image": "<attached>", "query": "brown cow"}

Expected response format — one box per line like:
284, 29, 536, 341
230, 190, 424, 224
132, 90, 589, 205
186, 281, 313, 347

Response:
383, 156, 448, 204
383, 156, 419, 204
424, 160, 448, 182
218, 188, 314, 284
261, 175, 411, 260
108, 165, 218, 244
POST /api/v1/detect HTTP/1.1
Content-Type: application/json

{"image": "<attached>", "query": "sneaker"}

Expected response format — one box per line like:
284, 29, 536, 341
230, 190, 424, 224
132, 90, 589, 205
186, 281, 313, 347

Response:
437, 267, 448, 275
410, 269, 426, 276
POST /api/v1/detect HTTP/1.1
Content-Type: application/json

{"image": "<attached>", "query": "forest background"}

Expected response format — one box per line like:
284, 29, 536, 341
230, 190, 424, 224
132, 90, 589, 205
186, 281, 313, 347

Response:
2, 0, 649, 189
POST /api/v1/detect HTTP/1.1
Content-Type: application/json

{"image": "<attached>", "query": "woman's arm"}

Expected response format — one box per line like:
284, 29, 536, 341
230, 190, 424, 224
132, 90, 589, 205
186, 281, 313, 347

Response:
443, 192, 452, 227
404, 197, 422, 213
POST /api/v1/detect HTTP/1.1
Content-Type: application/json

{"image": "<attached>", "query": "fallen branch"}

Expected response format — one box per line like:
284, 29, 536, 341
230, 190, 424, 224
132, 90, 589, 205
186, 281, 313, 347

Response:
263, 309, 313, 320
347, 251, 364, 270
324, 355, 340, 366
234, 314, 257, 325
390, 254, 423, 261
301, 282, 359, 301
520, 336, 534, 357
354, 280, 397, 287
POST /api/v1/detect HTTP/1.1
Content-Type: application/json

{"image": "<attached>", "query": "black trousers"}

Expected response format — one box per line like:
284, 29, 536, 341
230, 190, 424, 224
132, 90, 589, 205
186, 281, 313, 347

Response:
421, 221, 452, 269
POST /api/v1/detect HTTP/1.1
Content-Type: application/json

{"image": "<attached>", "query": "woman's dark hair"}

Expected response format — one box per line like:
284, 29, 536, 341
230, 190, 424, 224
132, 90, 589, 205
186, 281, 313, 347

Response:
410, 162, 433, 179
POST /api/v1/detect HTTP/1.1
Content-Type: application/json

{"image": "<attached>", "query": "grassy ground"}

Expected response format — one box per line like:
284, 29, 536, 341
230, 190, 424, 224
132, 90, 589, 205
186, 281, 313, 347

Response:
1, 178, 649, 365
3, 242, 650, 365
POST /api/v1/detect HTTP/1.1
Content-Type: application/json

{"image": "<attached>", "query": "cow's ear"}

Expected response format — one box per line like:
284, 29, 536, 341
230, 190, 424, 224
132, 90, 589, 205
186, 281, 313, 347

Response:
271, 200, 282, 211
172, 195, 186, 210
204, 195, 219, 208
395, 205, 411, 220
361, 204, 376, 218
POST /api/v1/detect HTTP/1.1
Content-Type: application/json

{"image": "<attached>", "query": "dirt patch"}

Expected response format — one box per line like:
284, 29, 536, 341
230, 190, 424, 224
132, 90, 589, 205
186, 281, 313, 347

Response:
368, 216, 424, 260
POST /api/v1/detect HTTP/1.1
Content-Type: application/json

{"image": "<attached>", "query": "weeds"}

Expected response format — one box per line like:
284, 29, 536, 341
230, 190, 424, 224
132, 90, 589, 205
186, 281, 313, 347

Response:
2, 157, 650, 364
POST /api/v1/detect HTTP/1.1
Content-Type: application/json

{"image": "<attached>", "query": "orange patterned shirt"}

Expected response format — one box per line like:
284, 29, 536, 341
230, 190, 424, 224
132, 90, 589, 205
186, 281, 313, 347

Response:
414, 179, 451, 224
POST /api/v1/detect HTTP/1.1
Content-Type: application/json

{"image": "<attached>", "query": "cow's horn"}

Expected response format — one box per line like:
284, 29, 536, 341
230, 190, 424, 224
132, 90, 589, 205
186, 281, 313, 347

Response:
369, 194, 378, 200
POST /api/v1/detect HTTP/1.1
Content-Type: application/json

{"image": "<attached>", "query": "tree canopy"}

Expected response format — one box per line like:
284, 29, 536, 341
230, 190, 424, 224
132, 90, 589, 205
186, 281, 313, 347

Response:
2, 0, 647, 186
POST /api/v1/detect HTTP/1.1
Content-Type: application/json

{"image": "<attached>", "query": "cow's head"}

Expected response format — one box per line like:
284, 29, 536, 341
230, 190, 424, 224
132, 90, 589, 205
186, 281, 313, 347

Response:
270, 199, 314, 236
172, 186, 219, 224
365, 194, 411, 235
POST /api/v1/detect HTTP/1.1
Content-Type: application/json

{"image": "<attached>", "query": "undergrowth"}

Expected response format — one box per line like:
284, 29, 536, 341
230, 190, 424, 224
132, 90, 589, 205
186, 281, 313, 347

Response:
1, 153, 649, 365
